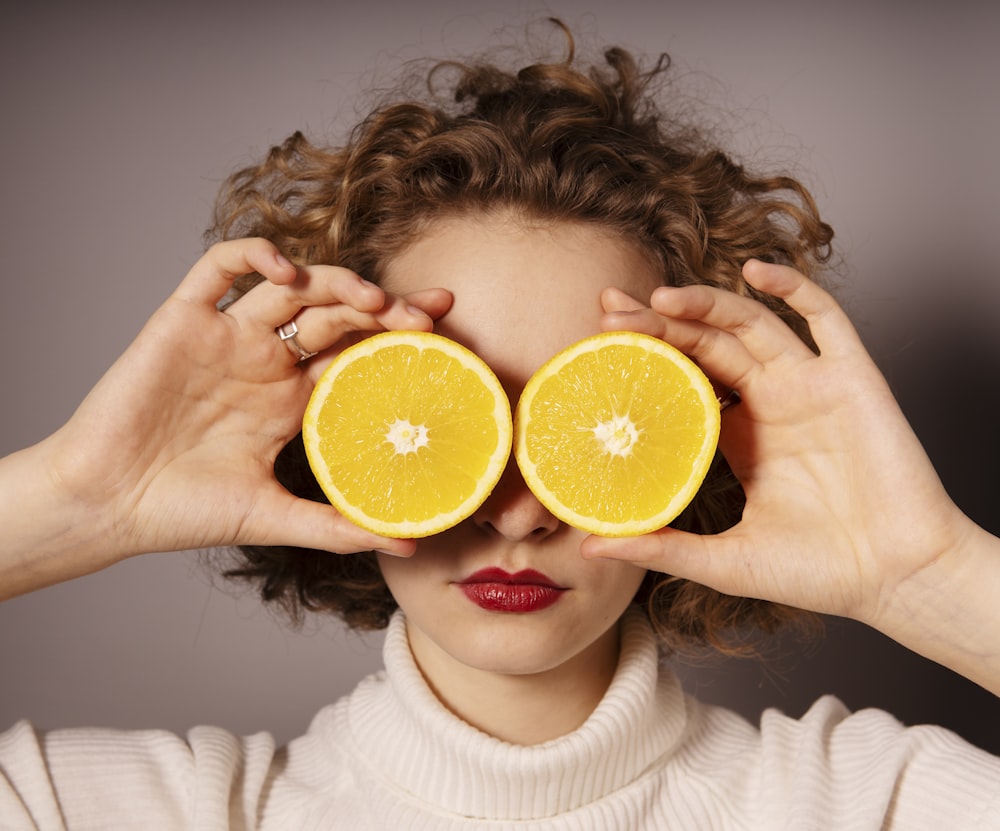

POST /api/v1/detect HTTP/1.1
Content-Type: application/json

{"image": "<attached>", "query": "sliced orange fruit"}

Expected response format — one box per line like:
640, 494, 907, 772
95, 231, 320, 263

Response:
514, 331, 720, 537
302, 331, 512, 538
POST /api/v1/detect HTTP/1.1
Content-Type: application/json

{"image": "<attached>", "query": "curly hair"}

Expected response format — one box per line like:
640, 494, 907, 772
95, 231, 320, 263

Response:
211, 22, 832, 656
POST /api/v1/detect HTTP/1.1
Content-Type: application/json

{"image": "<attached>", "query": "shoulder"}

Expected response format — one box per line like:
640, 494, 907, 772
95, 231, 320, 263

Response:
756, 693, 997, 772
678, 694, 1000, 828
0, 718, 277, 829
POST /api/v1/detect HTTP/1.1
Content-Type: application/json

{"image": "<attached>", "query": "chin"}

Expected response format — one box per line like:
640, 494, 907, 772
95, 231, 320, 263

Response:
435, 607, 621, 677
452, 644, 584, 678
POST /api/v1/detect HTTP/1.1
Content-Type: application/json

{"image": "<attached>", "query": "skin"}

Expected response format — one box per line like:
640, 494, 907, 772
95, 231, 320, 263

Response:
376, 215, 655, 744
594, 261, 1000, 695
0, 240, 444, 596
1, 219, 996, 749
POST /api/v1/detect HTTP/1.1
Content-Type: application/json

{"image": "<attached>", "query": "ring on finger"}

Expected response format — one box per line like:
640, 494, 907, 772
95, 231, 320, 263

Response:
276, 319, 318, 362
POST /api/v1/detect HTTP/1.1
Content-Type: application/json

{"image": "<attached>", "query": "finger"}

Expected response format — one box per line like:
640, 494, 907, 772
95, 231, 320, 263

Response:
405, 287, 454, 321
277, 288, 453, 367
242, 483, 416, 556
600, 286, 648, 314
742, 260, 865, 359
649, 282, 816, 368
581, 526, 745, 598
289, 291, 439, 360
229, 265, 386, 330
174, 239, 297, 307
601, 302, 763, 394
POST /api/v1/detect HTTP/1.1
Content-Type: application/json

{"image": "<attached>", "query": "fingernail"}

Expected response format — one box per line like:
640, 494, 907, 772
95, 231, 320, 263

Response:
275, 253, 293, 269
406, 304, 429, 318
375, 548, 407, 557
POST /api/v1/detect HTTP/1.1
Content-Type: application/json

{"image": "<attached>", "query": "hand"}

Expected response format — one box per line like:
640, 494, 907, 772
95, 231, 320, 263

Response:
584, 260, 973, 631
29, 239, 452, 579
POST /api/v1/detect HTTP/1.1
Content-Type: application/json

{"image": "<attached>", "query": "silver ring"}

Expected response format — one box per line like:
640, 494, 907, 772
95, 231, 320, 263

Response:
718, 389, 741, 412
276, 320, 318, 362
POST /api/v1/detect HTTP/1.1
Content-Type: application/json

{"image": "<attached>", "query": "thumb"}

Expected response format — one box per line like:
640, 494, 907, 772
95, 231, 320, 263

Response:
582, 526, 736, 592
238, 484, 416, 557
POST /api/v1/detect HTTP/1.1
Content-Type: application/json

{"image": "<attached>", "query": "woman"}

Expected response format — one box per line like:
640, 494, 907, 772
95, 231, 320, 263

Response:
1, 24, 997, 829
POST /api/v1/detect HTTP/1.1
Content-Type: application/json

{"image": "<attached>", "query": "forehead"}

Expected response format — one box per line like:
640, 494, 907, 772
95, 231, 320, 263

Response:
381, 215, 662, 386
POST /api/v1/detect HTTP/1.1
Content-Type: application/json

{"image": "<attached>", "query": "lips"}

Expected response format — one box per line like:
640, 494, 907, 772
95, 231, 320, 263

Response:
457, 567, 566, 613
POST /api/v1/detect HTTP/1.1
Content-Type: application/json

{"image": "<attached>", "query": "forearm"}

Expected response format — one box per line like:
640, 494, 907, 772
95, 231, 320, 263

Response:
0, 437, 126, 601
866, 515, 1000, 696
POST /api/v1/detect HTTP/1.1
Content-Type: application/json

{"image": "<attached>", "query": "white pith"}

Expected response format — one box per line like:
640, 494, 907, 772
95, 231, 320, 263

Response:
592, 413, 640, 457
385, 419, 430, 454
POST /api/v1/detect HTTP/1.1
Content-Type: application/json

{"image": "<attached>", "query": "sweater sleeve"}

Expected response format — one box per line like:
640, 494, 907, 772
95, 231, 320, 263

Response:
0, 719, 277, 831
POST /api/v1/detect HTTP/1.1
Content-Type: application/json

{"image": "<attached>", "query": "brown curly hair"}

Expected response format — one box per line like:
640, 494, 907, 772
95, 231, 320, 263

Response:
211, 22, 832, 656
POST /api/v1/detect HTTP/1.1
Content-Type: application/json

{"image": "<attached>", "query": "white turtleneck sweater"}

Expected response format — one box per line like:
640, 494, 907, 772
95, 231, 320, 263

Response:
2, 611, 998, 829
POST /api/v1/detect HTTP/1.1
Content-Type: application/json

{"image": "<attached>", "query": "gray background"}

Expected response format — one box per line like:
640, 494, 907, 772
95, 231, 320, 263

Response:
1, 2, 998, 753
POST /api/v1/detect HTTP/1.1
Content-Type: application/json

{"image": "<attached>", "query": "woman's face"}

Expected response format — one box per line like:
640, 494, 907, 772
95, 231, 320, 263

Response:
376, 214, 658, 699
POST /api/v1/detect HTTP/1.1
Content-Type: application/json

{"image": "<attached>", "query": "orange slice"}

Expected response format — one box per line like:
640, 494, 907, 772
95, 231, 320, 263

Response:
514, 331, 720, 537
303, 331, 512, 538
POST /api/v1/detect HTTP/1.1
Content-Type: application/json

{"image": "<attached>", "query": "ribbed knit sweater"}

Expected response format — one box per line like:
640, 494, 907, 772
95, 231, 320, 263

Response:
2, 611, 998, 829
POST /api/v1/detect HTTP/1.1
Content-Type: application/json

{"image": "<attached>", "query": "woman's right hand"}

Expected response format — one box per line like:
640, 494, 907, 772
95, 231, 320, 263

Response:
0, 238, 452, 599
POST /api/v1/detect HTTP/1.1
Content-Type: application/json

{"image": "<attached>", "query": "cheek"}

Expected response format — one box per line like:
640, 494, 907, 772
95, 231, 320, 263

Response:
583, 559, 649, 605
375, 551, 433, 605
375, 536, 459, 610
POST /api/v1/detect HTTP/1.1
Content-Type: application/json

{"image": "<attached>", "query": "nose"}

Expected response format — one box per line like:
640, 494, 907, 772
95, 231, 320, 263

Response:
472, 460, 561, 542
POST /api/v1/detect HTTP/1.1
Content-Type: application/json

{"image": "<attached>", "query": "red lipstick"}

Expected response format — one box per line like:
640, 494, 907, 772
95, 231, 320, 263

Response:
457, 567, 566, 613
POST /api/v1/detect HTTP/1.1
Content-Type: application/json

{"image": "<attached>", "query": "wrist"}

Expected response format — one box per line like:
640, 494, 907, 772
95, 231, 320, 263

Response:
866, 514, 1000, 695
0, 434, 129, 600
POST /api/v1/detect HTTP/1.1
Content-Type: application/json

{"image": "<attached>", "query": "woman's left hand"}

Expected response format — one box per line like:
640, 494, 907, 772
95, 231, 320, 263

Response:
585, 260, 1000, 692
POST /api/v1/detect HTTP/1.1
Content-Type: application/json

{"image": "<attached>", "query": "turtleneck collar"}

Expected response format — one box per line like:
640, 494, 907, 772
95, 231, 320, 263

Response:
343, 609, 688, 821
